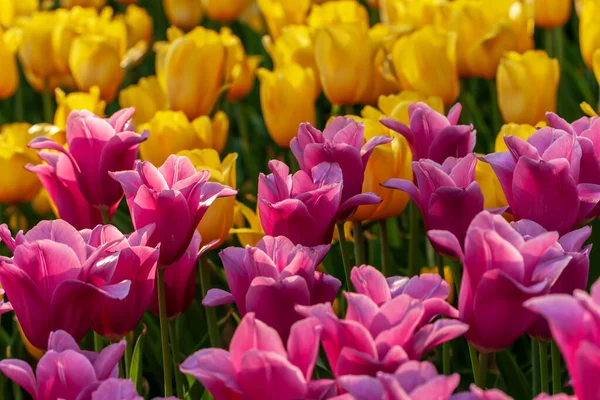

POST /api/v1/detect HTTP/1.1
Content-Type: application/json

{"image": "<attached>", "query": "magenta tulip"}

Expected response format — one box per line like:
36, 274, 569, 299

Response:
258, 160, 380, 247
203, 235, 341, 340
383, 153, 484, 246
380, 102, 475, 163
180, 313, 334, 400
291, 117, 392, 203
29, 108, 148, 218
451, 385, 515, 400
112, 154, 237, 266
428, 211, 572, 352
0, 220, 131, 349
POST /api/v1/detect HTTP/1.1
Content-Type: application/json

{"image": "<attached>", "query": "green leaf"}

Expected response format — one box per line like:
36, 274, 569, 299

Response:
129, 326, 146, 395
495, 349, 530, 400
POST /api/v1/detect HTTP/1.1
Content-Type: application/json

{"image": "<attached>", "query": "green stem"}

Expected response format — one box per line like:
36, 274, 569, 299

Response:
336, 223, 353, 291
353, 221, 366, 267
477, 352, 489, 389
553, 27, 563, 68
42, 81, 54, 123
199, 256, 221, 348
93, 333, 103, 353
450, 259, 462, 298
378, 219, 392, 276
540, 341, 549, 394
235, 104, 258, 182
551, 341, 562, 394
14, 77, 23, 122
532, 337, 540, 397
488, 80, 502, 137
426, 240, 435, 269
157, 268, 173, 397
408, 201, 419, 277
468, 343, 480, 386
125, 333, 133, 378
442, 341, 451, 375
331, 104, 342, 117
169, 319, 185, 400
100, 207, 111, 225
544, 28, 554, 58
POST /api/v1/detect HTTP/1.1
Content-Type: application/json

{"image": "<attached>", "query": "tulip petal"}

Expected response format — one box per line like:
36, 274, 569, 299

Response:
428, 125, 475, 164
447, 103, 462, 125
427, 230, 464, 259
380, 118, 416, 154
48, 330, 80, 352
180, 349, 241, 399
408, 374, 461, 399
350, 265, 391, 305
344, 292, 379, 328
29, 137, 81, 173
287, 317, 322, 380
482, 152, 517, 210
546, 112, 575, 134
0, 224, 16, 253
0, 359, 37, 398
203, 288, 235, 307
504, 135, 541, 161
559, 226, 592, 252
337, 192, 381, 221
326, 117, 364, 148
36, 350, 97, 400
336, 347, 389, 377
337, 374, 385, 400
107, 107, 135, 132
87, 378, 141, 400
94, 340, 126, 380
574, 341, 600, 400
405, 319, 469, 359
360, 135, 393, 167
381, 179, 421, 207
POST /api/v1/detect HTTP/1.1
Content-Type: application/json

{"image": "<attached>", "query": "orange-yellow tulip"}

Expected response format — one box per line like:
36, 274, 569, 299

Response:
534, 0, 571, 27
230, 201, 264, 247
163, 0, 203, 31
54, 86, 106, 130
475, 157, 508, 210
119, 76, 167, 127
379, 0, 445, 28
494, 123, 538, 152
0, 0, 38, 28
0, 28, 18, 99
307, 0, 370, 30
580, 0, 600, 68
257, 0, 311, 38
201, 0, 252, 22
124, 4, 153, 49
220, 27, 261, 101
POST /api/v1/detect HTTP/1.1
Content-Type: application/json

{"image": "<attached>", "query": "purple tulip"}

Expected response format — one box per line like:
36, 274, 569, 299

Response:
380, 102, 475, 163
258, 160, 380, 247
0, 220, 131, 349
291, 116, 392, 203
383, 153, 484, 247
29, 108, 148, 218
451, 385, 514, 400
297, 266, 468, 378
203, 235, 341, 340
484, 125, 600, 234
112, 154, 237, 266
180, 313, 334, 400
79, 224, 159, 341
428, 211, 572, 352
526, 278, 600, 400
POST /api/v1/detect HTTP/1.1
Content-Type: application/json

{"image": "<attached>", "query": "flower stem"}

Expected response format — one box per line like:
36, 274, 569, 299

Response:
199, 256, 221, 348
14, 71, 23, 122
443, 342, 451, 375
169, 319, 185, 399
353, 221, 366, 267
124, 332, 133, 378
100, 207, 111, 225
450, 259, 462, 298
157, 267, 173, 397
468, 343, 480, 386
532, 337, 540, 396
93, 332, 103, 352
539, 340, 549, 394
235, 103, 258, 183
408, 201, 419, 277
477, 351, 489, 389
42, 81, 54, 123
336, 223, 353, 291
551, 341, 562, 394
488, 80, 502, 137
378, 219, 392, 276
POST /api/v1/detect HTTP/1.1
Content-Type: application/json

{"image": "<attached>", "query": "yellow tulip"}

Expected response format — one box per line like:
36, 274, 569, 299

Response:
257, 0, 311, 38
202, 0, 252, 22
379, 0, 445, 28
240, 2, 266, 33
580, 0, 600, 68
124, 4, 153, 49
534, 0, 571, 27
307, 0, 370, 30
220, 27, 261, 101
257, 63, 316, 148
390, 26, 459, 106
0, 0, 38, 28
180, 149, 238, 246
119, 76, 167, 127
161, 26, 226, 119
193, 110, 230, 153
494, 123, 538, 152
51, 7, 99, 75
475, 157, 508, 210
60, 0, 106, 7
18, 323, 44, 361
497, 50, 559, 125
0, 28, 18, 99
163, 0, 203, 31
594, 49, 600, 88
230, 201, 264, 247
421, 266, 454, 304
32, 189, 55, 216
54, 86, 106, 130
377, 91, 445, 123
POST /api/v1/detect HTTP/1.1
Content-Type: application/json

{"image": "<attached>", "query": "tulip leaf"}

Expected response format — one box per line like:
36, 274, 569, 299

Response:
130, 328, 146, 395
495, 349, 530, 400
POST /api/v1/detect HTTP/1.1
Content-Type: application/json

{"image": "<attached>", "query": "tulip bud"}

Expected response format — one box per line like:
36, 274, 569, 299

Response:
60, 0, 106, 7
0, 28, 18, 99
124, 4, 153, 49
119, 76, 167, 127
201, 0, 252, 22
163, 0, 203, 31
475, 157, 508, 210
307, 0, 370, 31
220, 27, 260, 101
580, 0, 600, 68
54, 87, 106, 131
497, 50, 559, 125
257, 0, 310, 38
534, 0, 571, 27
493, 122, 537, 152
0, 0, 38, 29
379, 0, 443, 28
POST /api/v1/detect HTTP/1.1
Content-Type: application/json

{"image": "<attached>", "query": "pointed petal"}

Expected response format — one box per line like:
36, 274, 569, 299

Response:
203, 289, 235, 307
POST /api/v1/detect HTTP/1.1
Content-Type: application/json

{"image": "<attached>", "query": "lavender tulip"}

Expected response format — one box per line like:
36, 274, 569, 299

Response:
451, 385, 515, 400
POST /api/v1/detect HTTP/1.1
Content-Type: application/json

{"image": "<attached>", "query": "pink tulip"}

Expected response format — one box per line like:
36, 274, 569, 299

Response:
29, 108, 148, 219
180, 313, 334, 400
0, 220, 131, 349
85, 379, 178, 400
428, 211, 572, 352
534, 395, 576, 400
451, 385, 515, 400
380, 102, 475, 163
203, 235, 341, 340
258, 160, 380, 247
291, 117, 392, 203
112, 154, 237, 266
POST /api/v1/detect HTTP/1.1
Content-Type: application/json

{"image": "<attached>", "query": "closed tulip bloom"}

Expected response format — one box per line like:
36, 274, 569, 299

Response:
0, 0, 38, 28
0, 220, 132, 349
61, 0, 106, 7
579, 0, 600, 68
594, 49, 600, 88
119, 76, 167, 127
0, 28, 18, 99
257, 64, 316, 148
307, 0, 370, 30
258, 0, 311, 38
475, 158, 508, 210
377, 91, 445, 124
202, 0, 252, 21
230, 201, 265, 247
179, 149, 238, 246
494, 122, 537, 152
54, 87, 106, 131
428, 211, 573, 352
379, 0, 445, 28
163, 0, 203, 30
454, 385, 516, 400
112, 154, 237, 266
497, 50, 559, 125
390, 26, 459, 106
124, 4, 153, 49
203, 236, 340, 340
220, 27, 261, 101
535, 0, 571, 27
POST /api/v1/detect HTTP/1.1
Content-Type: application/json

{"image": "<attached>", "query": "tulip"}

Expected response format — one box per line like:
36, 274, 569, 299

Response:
390, 26, 460, 106
119, 76, 167, 127
497, 50, 559, 125
203, 236, 340, 340
60, 0, 106, 7
579, 0, 600, 68
230, 201, 265, 247
307, 0, 370, 30
257, 63, 317, 148
29, 108, 147, 218
112, 154, 237, 266
50, 7, 98, 75
240, 2, 266, 33
258, 160, 381, 247
454, 385, 516, 400
0, 220, 132, 349
291, 116, 392, 203
160, 26, 226, 119
202, 0, 252, 22
494, 122, 537, 152
376, 91, 445, 124
484, 124, 600, 233
428, 211, 572, 352
124, 4, 153, 49
54, 87, 106, 131
257, 0, 311, 38
384, 154, 484, 247
0, 28, 18, 99
220, 27, 261, 101
163, 0, 203, 30
534, 0, 571, 27
0, 0, 38, 28
594, 49, 600, 88
0, 330, 125, 400
181, 313, 332, 399
179, 149, 238, 246
475, 158, 508, 210
379, 0, 444, 28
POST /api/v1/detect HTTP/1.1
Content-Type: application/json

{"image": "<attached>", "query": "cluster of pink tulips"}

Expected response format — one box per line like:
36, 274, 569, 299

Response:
1, 103, 600, 400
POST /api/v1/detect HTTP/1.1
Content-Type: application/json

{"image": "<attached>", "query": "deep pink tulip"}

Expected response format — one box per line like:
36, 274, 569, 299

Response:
297, 266, 468, 378
526, 278, 600, 400
84, 378, 177, 400
80, 224, 159, 340
112, 154, 237, 266
0, 330, 124, 400
258, 160, 380, 247
332, 361, 460, 400
534, 395, 576, 400
180, 313, 334, 400
384, 153, 484, 246
0, 220, 131, 349
203, 235, 341, 340
290, 117, 392, 203
29, 108, 148, 217
451, 385, 514, 400
380, 102, 475, 163
428, 211, 572, 352
485, 125, 600, 234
